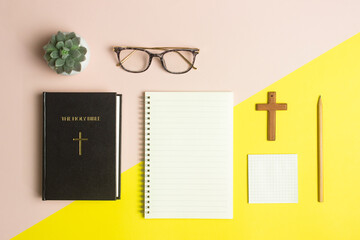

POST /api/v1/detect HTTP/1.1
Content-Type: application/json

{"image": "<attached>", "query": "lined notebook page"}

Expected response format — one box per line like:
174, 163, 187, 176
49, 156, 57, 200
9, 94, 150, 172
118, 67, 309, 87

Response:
144, 92, 233, 219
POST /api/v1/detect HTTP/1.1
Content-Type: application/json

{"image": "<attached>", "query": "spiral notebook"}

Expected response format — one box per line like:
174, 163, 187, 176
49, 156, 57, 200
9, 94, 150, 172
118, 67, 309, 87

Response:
144, 92, 233, 219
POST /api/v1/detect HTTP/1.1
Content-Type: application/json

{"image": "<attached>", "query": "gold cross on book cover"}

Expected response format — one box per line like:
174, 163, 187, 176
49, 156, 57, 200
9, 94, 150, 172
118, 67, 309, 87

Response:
73, 131, 88, 156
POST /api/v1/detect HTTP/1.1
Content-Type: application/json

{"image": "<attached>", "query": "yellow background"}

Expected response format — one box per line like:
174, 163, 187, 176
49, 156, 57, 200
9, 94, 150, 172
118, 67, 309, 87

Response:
14, 34, 360, 239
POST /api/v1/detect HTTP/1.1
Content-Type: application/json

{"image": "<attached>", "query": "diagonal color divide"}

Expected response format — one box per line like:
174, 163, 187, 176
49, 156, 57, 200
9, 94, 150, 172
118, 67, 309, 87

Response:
13, 33, 360, 240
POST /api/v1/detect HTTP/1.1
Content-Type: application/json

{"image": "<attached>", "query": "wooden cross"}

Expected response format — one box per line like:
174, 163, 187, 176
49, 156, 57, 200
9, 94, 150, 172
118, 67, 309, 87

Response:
73, 131, 88, 156
256, 92, 287, 141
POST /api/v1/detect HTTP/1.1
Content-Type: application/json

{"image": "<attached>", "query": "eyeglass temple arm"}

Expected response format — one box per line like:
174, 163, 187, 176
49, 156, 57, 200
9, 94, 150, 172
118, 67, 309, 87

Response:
174, 51, 197, 70
117, 48, 197, 70
116, 50, 137, 66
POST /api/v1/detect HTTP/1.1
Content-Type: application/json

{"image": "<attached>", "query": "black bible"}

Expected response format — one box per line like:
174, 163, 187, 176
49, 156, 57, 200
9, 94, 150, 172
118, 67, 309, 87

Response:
43, 92, 121, 200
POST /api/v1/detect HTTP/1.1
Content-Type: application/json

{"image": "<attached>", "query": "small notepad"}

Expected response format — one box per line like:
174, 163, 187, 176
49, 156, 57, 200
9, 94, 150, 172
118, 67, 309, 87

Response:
248, 154, 298, 204
144, 92, 233, 219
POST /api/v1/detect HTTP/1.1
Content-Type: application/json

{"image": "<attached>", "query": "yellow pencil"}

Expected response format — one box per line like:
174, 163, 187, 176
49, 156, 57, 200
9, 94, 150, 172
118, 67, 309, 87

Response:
318, 96, 324, 202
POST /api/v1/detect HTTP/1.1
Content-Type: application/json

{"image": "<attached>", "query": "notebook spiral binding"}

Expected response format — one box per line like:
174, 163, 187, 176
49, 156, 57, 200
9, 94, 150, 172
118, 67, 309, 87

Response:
145, 95, 151, 215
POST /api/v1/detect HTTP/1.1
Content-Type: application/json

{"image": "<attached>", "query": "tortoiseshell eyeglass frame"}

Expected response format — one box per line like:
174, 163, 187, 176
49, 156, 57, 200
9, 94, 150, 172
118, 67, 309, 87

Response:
113, 46, 200, 74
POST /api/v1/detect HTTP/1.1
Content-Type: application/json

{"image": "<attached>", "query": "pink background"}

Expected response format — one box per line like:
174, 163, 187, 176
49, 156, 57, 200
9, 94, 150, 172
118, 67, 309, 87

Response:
1, 0, 360, 239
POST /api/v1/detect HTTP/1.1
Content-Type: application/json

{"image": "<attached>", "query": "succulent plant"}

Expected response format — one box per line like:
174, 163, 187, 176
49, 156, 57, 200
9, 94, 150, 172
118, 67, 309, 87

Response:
43, 31, 87, 74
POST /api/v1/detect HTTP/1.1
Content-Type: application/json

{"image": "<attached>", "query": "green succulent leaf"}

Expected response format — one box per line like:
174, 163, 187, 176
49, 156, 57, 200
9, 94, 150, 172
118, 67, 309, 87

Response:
71, 49, 81, 59
56, 41, 64, 49
71, 45, 79, 50
66, 58, 75, 68
56, 66, 64, 74
50, 50, 59, 59
43, 43, 56, 53
48, 58, 56, 67
72, 37, 80, 46
64, 66, 72, 74
65, 32, 76, 40
75, 55, 86, 62
65, 39, 73, 49
74, 62, 82, 72
44, 52, 51, 61
60, 46, 70, 59
78, 46, 87, 55
50, 34, 56, 44
56, 31, 65, 42
61, 52, 69, 60
55, 58, 65, 67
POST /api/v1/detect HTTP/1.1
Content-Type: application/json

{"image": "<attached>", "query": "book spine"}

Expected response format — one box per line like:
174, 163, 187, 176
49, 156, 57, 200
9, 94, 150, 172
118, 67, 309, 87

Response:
144, 94, 151, 215
117, 94, 122, 199
42, 92, 46, 200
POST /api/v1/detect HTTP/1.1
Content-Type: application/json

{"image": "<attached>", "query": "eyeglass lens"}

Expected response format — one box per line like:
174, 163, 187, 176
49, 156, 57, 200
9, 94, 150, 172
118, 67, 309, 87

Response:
119, 49, 150, 72
162, 51, 194, 73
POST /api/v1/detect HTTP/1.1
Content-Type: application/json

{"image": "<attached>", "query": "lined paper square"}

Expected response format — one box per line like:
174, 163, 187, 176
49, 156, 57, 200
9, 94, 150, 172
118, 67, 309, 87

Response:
248, 154, 298, 204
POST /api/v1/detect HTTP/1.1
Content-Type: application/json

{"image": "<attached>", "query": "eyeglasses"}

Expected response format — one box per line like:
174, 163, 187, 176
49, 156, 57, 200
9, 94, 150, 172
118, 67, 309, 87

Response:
113, 46, 199, 74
